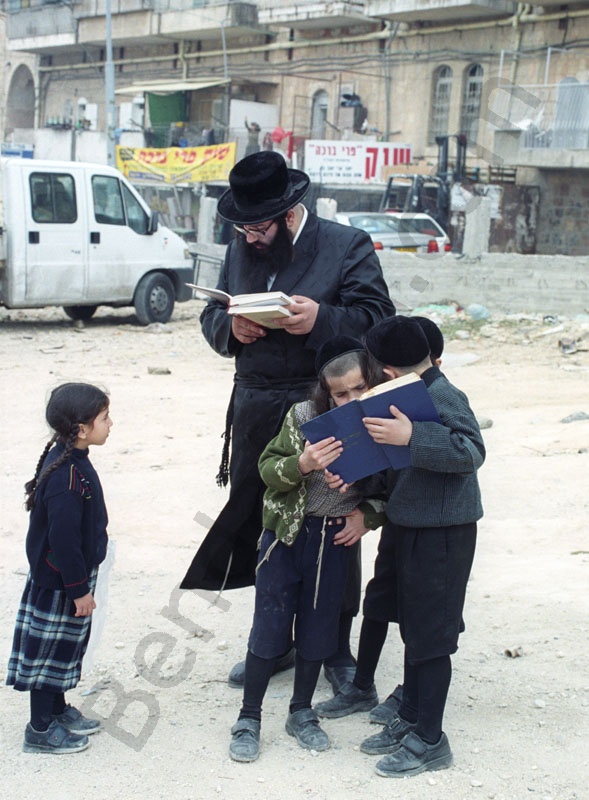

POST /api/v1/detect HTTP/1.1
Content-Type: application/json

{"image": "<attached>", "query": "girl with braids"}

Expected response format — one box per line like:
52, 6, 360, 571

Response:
6, 382, 112, 754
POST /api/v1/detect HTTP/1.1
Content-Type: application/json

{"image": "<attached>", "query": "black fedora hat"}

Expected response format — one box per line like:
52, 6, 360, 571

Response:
217, 151, 310, 224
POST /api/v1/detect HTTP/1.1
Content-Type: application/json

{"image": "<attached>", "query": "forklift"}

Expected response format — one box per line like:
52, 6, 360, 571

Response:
379, 135, 467, 233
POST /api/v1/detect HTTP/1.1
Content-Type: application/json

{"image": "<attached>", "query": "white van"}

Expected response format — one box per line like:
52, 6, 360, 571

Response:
0, 157, 194, 324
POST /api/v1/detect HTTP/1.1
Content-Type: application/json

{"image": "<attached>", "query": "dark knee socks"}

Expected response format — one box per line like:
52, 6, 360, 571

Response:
239, 650, 276, 723
289, 653, 322, 715
400, 653, 452, 744
53, 692, 66, 716
324, 610, 355, 668
353, 617, 389, 691
30, 689, 59, 732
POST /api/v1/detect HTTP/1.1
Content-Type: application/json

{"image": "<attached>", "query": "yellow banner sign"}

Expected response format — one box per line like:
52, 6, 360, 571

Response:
116, 143, 236, 184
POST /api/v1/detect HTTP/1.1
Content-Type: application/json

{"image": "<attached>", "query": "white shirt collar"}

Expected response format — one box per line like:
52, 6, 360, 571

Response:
292, 205, 308, 245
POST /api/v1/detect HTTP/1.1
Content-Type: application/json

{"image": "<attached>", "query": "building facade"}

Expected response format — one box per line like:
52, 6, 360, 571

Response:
2, 0, 589, 254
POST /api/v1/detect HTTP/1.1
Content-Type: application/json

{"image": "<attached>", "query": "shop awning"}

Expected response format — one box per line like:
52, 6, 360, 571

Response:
115, 78, 230, 95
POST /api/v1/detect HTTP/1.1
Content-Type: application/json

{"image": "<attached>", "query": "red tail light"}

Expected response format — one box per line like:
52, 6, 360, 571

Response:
444, 242, 452, 252
373, 241, 384, 250
427, 239, 439, 253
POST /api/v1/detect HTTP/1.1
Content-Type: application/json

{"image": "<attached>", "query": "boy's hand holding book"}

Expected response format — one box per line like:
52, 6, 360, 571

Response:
363, 405, 413, 446
324, 468, 352, 494
298, 436, 343, 476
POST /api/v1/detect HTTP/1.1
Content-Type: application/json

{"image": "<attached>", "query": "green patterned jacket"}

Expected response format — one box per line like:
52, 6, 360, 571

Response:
258, 402, 386, 546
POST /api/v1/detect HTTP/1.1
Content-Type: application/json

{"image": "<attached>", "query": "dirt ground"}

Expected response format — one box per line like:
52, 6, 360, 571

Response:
0, 300, 588, 800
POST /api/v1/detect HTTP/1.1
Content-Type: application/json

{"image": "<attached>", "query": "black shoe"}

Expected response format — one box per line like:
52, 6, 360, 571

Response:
375, 731, 453, 778
314, 681, 378, 719
52, 704, 102, 736
229, 718, 260, 763
285, 708, 330, 752
323, 663, 357, 695
23, 721, 90, 754
368, 684, 404, 725
227, 648, 296, 689
360, 714, 415, 755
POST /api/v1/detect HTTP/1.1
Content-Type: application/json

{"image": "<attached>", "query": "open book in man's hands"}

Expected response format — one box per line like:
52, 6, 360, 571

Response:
186, 284, 293, 329
300, 372, 442, 483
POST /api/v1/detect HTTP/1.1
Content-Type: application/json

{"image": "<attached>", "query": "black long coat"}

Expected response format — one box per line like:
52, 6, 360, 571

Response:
180, 211, 395, 592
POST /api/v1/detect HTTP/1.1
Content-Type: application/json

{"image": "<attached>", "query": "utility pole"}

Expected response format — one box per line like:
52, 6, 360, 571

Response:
105, 0, 116, 166
221, 18, 230, 142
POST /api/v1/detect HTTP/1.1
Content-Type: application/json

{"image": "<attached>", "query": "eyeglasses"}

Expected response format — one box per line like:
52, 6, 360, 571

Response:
233, 220, 275, 238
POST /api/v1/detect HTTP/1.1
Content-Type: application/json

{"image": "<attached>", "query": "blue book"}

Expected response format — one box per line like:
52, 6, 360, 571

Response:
300, 373, 442, 483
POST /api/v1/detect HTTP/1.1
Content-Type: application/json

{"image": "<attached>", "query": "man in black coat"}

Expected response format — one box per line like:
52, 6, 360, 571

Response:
181, 151, 395, 689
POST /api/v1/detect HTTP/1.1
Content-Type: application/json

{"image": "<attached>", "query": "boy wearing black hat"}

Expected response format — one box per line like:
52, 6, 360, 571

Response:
316, 316, 485, 779
412, 315, 444, 365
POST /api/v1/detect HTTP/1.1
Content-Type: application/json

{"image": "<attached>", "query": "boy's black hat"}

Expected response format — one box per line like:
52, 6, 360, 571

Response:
366, 316, 430, 367
412, 316, 444, 359
217, 151, 310, 224
315, 336, 365, 374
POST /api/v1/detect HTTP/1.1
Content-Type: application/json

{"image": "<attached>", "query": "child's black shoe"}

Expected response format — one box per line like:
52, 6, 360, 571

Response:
23, 721, 90, 754
52, 704, 102, 735
314, 681, 378, 718
375, 731, 453, 778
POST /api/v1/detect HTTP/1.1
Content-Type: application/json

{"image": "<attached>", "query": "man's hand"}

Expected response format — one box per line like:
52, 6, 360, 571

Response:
363, 405, 413, 446
273, 295, 319, 335
231, 314, 267, 344
74, 592, 96, 617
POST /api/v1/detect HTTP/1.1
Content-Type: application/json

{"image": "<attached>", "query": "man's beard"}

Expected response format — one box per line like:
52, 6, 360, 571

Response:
237, 217, 294, 281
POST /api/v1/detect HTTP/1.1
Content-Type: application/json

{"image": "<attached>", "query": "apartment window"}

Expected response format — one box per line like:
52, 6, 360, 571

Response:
460, 64, 484, 146
428, 66, 453, 145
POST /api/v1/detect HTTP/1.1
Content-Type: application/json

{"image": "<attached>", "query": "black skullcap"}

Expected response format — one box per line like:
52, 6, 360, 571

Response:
412, 316, 444, 359
365, 316, 430, 367
315, 336, 365, 374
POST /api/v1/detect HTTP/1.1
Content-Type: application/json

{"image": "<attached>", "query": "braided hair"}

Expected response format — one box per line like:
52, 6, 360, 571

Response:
25, 383, 109, 511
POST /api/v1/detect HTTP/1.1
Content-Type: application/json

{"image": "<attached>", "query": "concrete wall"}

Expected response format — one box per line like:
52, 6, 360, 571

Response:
378, 251, 589, 315
518, 168, 589, 257
185, 244, 589, 316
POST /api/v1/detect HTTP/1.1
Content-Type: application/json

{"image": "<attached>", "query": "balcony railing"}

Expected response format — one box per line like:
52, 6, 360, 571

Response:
5, 1, 76, 39
490, 81, 589, 150
366, 0, 516, 23
5, 0, 258, 43
258, 0, 367, 29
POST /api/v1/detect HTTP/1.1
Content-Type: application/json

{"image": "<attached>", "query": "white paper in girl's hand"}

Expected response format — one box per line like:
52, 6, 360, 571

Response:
82, 539, 116, 673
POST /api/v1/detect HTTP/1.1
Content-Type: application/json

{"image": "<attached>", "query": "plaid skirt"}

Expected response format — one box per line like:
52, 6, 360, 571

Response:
6, 569, 98, 693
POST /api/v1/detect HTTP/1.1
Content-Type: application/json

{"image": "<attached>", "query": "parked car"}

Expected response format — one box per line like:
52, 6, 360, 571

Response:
384, 211, 451, 252
334, 212, 438, 253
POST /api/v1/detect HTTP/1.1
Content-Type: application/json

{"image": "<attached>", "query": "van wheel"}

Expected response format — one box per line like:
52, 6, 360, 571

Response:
63, 305, 98, 321
134, 272, 175, 325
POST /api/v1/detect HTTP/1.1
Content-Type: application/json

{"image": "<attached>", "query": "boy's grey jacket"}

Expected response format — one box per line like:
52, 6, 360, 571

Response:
386, 366, 485, 528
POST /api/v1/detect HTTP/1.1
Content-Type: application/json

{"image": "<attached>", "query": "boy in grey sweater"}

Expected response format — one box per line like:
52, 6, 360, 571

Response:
315, 315, 485, 778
